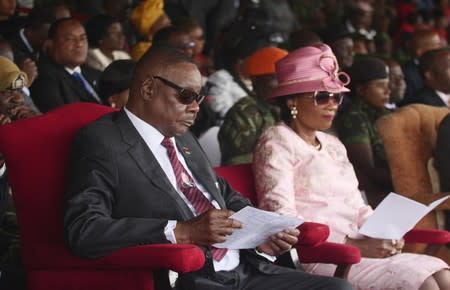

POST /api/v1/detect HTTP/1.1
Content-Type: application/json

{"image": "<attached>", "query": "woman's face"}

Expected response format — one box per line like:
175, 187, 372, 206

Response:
288, 91, 340, 132
358, 78, 390, 109
102, 22, 125, 51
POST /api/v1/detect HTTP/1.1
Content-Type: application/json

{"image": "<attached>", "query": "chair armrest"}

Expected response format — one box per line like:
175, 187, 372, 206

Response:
297, 242, 361, 264
297, 222, 330, 246
24, 244, 205, 273
404, 229, 450, 245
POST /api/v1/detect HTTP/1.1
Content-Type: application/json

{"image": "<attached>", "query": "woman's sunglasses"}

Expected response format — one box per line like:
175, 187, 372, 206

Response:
307, 91, 344, 106
153, 76, 205, 105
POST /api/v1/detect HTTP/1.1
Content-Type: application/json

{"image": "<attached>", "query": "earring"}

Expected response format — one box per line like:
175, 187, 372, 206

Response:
290, 106, 298, 119
111, 102, 116, 108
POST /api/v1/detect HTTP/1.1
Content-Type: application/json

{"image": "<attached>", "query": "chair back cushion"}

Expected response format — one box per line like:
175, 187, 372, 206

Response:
215, 163, 256, 204
0, 103, 115, 266
376, 104, 449, 233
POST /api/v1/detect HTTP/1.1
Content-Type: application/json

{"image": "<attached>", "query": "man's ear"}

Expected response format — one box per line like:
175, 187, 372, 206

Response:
424, 70, 433, 82
140, 77, 154, 100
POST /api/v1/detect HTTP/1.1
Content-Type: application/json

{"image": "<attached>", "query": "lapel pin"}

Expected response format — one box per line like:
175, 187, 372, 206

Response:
182, 146, 191, 155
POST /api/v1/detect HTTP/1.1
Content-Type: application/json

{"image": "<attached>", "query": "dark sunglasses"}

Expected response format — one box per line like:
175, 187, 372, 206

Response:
307, 91, 344, 106
153, 76, 205, 105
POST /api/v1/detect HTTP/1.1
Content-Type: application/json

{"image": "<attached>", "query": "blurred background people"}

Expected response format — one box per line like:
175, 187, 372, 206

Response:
85, 14, 130, 71
218, 46, 287, 166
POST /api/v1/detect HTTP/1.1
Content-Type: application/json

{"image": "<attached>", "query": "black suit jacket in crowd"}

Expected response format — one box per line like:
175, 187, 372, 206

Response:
401, 60, 423, 106
30, 54, 101, 113
408, 86, 448, 107
63, 110, 293, 287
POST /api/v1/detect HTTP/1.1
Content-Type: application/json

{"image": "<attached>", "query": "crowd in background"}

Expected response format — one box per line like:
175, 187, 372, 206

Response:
1, 0, 450, 289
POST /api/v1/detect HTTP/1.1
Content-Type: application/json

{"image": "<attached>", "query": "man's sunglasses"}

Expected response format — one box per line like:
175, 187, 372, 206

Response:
153, 76, 205, 105
305, 91, 344, 106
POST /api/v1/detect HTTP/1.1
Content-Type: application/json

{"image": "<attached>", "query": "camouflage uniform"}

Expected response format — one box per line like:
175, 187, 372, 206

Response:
335, 98, 391, 170
218, 95, 279, 165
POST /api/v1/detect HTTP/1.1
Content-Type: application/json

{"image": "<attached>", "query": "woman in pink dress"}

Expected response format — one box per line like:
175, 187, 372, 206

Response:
253, 43, 450, 290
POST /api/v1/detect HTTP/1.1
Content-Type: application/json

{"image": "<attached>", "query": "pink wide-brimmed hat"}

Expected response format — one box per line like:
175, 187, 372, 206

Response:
269, 43, 350, 99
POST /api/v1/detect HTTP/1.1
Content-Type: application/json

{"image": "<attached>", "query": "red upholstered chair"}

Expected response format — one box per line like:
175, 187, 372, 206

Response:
215, 164, 361, 279
0, 103, 205, 290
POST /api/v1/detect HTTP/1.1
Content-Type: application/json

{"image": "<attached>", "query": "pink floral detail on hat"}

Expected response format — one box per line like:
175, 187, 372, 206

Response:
269, 43, 350, 99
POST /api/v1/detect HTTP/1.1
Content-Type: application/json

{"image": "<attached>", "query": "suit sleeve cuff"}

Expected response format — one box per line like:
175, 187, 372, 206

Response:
164, 220, 178, 243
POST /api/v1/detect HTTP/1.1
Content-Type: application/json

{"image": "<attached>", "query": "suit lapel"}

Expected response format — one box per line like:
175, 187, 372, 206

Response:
175, 135, 227, 209
115, 110, 194, 219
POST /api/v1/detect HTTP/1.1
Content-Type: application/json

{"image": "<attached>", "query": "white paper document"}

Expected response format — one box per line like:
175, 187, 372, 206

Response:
359, 192, 449, 239
213, 206, 303, 249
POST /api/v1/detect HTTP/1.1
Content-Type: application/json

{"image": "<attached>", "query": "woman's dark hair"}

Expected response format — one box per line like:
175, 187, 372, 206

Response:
275, 94, 297, 124
98, 59, 136, 103
85, 14, 115, 47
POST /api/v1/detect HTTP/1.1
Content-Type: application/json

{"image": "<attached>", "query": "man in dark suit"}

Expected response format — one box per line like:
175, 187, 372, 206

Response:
436, 114, 450, 233
9, 7, 55, 66
401, 30, 442, 106
63, 45, 352, 290
409, 47, 450, 107
30, 18, 101, 113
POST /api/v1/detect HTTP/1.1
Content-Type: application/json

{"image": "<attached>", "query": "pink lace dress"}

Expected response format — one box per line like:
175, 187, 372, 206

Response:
253, 123, 448, 290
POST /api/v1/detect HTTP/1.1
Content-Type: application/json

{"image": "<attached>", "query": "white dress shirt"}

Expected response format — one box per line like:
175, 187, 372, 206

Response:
435, 90, 450, 107
124, 108, 240, 271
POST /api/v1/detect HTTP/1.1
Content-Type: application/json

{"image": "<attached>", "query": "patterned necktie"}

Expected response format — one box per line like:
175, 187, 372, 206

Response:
161, 137, 227, 261
72, 71, 100, 102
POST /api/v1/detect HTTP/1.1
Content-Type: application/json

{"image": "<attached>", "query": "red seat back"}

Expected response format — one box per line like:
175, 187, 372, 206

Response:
0, 103, 115, 265
215, 163, 256, 204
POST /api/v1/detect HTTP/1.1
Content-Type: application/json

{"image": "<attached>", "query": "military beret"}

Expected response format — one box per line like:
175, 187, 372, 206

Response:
348, 57, 389, 84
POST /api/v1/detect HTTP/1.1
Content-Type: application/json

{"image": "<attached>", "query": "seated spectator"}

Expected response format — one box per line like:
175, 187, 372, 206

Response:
335, 57, 393, 207
325, 31, 355, 72
98, 59, 135, 108
218, 46, 287, 165
173, 17, 210, 76
9, 6, 54, 65
85, 14, 131, 71
130, 0, 171, 60
253, 43, 450, 290
102, 0, 136, 51
383, 58, 406, 109
0, 55, 39, 290
401, 30, 442, 105
30, 18, 102, 113
410, 47, 450, 107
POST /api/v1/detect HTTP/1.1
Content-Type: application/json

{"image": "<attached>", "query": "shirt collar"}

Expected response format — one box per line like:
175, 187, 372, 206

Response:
124, 107, 173, 151
65, 66, 81, 75
19, 28, 34, 54
435, 89, 450, 106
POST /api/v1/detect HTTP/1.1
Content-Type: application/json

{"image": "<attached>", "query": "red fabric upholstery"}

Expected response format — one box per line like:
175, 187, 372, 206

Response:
0, 103, 205, 290
404, 228, 450, 244
214, 164, 361, 265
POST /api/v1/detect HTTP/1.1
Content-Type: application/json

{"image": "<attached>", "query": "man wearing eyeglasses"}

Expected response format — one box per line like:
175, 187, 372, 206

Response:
64, 44, 352, 290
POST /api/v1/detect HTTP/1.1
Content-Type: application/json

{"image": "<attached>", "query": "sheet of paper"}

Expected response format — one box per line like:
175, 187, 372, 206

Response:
359, 192, 449, 239
213, 206, 303, 249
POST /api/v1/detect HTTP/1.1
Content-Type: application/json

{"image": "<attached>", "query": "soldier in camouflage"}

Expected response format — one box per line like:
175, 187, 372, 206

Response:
218, 47, 288, 165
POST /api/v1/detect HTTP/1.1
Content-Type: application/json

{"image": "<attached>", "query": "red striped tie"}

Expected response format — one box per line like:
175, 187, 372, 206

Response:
161, 137, 227, 261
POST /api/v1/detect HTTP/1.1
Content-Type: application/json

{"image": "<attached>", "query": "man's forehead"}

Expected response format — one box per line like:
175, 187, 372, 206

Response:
56, 21, 85, 36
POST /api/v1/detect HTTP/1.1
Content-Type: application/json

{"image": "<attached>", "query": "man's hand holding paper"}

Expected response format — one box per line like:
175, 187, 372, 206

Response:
213, 206, 304, 253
